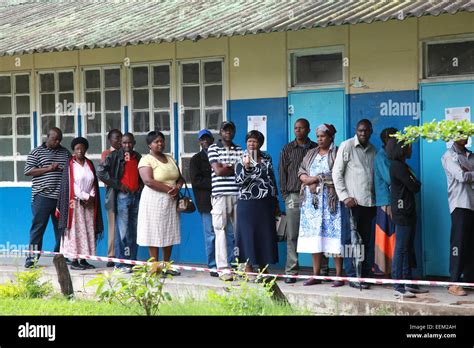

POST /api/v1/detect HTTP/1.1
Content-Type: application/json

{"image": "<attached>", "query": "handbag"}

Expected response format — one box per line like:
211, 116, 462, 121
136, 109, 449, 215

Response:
176, 173, 196, 213
275, 213, 287, 242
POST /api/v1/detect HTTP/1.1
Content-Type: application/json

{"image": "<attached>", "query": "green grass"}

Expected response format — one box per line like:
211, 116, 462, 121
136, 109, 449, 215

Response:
0, 296, 309, 316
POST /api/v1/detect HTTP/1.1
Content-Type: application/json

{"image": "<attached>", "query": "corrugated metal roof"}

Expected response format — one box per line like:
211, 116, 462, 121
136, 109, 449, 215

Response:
0, 0, 473, 56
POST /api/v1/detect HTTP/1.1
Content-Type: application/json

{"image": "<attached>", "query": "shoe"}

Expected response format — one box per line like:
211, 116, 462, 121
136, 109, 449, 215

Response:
394, 289, 416, 298
405, 285, 429, 294
114, 265, 132, 274
70, 261, 86, 270
331, 280, 345, 287
219, 272, 234, 281
349, 281, 370, 289
65, 258, 72, 265
303, 278, 322, 286
106, 261, 115, 268
284, 277, 297, 284
210, 271, 219, 277
163, 269, 181, 276
448, 285, 467, 296
80, 260, 96, 269
24, 259, 36, 269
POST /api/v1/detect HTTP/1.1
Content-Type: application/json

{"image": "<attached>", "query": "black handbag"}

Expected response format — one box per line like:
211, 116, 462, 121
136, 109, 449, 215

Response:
177, 182, 196, 213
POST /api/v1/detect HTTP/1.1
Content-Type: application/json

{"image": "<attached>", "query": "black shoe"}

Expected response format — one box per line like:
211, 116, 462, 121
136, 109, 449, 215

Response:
70, 261, 86, 270
80, 260, 96, 269
64, 258, 72, 265
210, 271, 219, 277
163, 269, 181, 276
106, 261, 115, 267
284, 277, 297, 284
24, 259, 36, 269
349, 281, 370, 289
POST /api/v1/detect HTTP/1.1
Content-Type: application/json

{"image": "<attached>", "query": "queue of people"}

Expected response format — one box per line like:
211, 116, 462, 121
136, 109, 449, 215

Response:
23, 117, 474, 297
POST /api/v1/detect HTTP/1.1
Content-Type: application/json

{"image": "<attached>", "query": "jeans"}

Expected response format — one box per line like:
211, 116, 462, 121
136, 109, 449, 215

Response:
115, 191, 140, 267
392, 224, 415, 292
201, 212, 235, 269
449, 208, 474, 282
27, 195, 61, 262
342, 205, 376, 278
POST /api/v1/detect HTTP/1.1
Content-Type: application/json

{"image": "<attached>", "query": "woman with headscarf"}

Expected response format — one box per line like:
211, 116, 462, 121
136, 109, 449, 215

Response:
56, 137, 103, 270
235, 130, 280, 278
297, 124, 344, 287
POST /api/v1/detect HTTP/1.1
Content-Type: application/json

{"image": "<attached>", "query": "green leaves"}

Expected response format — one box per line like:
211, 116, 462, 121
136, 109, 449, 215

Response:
393, 119, 474, 145
0, 266, 53, 299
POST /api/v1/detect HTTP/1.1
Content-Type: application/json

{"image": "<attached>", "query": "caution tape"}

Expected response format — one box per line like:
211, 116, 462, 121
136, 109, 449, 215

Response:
2, 249, 474, 288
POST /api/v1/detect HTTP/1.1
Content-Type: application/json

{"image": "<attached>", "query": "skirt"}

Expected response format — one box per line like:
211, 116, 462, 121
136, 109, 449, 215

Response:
137, 186, 180, 248
60, 200, 96, 256
374, 206, 396, 275
235, 197, 278, 266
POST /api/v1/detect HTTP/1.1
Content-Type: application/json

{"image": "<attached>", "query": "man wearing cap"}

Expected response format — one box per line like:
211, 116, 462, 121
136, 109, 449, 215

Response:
190, 130, 235, 277
207, 121, 243, 281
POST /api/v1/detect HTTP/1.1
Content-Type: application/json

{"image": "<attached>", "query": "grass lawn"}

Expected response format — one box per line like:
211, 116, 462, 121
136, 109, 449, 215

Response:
0, 296, 309, 316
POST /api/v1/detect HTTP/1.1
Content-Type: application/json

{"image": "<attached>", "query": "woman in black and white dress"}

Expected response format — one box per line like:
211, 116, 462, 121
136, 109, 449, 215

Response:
235, 130, 280, 276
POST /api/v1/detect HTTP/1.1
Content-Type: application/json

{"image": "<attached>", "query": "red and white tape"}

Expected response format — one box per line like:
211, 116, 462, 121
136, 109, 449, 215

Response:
3, 249, 474, 288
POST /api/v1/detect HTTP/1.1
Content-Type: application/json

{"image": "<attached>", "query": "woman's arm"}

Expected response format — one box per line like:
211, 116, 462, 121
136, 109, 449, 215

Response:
139, 167, 173, 193
299, 174, 319, 185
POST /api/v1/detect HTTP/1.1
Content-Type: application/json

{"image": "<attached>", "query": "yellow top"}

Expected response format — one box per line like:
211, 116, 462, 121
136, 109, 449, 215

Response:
138, 154, 180, 186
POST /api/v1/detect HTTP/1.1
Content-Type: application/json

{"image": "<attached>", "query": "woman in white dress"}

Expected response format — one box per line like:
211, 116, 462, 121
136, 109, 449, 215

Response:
137, 131, 184, 276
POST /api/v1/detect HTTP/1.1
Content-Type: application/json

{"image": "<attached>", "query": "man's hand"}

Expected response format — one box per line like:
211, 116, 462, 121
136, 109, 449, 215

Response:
385, 205, 392, 220
50, 163, 60, 172
343, 197, 357, 208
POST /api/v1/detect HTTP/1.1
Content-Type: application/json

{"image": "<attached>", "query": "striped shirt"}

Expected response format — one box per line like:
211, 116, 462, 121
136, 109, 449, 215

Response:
24, 143, 71, 201
208, 139, 243, 197
278, 139, 317, 198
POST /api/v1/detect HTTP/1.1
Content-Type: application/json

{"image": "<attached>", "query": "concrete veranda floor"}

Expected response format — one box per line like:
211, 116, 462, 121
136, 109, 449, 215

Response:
1, 256, 474, 315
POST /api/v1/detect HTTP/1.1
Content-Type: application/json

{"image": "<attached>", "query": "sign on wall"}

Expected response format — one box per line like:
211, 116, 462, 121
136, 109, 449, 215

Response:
247, 115, 267, 151
445, 106, 471, 148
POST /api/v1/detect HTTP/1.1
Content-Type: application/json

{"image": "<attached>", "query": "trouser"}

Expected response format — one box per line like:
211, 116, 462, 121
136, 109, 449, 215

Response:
107, 210, 116, 257
115, 191, 140, 266
285, 193, 328, 275
27, 195, 61, 261
211, 195, 237, 269
449, 208, 474, 283
200, 212, 235, 269
342, 205, 376, 277
392, 224, 416, 292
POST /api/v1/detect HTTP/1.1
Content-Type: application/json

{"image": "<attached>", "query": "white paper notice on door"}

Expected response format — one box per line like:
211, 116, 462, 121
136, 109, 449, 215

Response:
445, 106, 471, 148
247, 115, 267, 151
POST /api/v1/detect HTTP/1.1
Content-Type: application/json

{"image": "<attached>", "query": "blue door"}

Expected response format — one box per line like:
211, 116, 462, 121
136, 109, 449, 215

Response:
288, 88, 346, 267
420, 81, 474, 276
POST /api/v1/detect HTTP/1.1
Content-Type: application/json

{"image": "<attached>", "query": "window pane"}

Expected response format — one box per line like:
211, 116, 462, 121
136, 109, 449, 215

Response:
86, 91, 101, 111
105, 90, 121, 111
41, 116, 55, 135
132, 67, 148, 87
133, 111, 149, 132
60, 115, 75, 134
105, 69, 120, 88
427, 41, 474, 77
0, 161, 14, 181
16, 96, 30, 114
0, 76, 11, 94
154, 111, 170, 131
205, 109, 222, 130
183, 86, 199, 107
59, 93, 74, 110
183, 133, 200, 154
0, 117, 12, 135
62, 136, 74, 150
16, 138, 31, 155
295, 53, 343, 85
153, 65, 170, 86
16, 117, 30, 135
41, 94, 55, 114
16, 161, 31, 182
87, 113, 101, 134
183, 109, 200, 131
85, 70, 100, 89
182, 63, 199, 84
134, 134, 148, 155
0, 138, 13, 156
204, 61, 222, 83
105, 113, 121, 133
180, 157, 192, 183
153, 89, 170, 109
133, 90, 149, 109
15, 75, 29, 94
59, 72, 74, 91
87, 135, 102, 155
0, 97, 12, 115
40, 73, 54, 92
205, 85, 222, 107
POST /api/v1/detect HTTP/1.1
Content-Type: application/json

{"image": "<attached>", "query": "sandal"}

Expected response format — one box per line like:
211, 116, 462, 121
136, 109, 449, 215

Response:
80, 260, 96, 269
331, 280, 345, 287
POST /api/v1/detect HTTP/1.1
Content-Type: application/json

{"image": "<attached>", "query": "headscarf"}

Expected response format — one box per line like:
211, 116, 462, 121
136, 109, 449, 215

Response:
316, 123, 337, 139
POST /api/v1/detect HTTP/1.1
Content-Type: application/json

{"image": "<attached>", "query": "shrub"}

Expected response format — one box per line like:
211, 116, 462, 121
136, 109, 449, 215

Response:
0, 264, 53, 299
